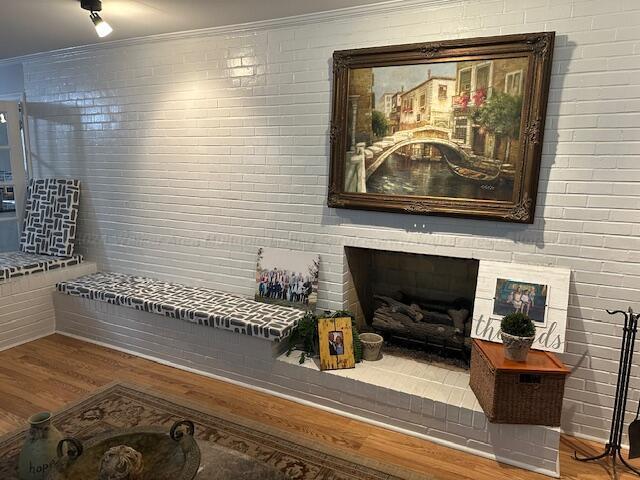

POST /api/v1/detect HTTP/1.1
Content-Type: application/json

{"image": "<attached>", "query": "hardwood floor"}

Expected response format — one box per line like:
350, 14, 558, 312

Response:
0, 334, 636, 479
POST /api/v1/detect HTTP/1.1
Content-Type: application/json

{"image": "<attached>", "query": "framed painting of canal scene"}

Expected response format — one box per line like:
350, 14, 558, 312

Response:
328, 32, 554, 223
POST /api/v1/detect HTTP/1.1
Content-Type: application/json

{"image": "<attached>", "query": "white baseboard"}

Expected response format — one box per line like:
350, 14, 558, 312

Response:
0, 329, 55, 353
563, 428, 625, 450
56, 330, 560, 478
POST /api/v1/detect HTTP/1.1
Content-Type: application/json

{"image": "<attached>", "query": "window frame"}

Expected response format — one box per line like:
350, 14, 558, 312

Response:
438, 84, 448, 100
505, 69, 524, 95
0, 99, 28, 232
453, 116, 468, 141
474, 61, 493, 92
457, 67, 472, 95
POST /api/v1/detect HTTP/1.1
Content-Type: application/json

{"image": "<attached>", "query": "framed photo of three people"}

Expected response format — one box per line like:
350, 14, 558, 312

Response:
328, 32, 555, 223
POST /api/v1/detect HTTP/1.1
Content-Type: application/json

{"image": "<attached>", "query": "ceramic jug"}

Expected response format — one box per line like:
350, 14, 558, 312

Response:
18, 412, 63, 480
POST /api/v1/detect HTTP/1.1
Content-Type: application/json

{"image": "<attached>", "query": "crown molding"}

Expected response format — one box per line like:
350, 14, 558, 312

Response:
0, 0, 459, 66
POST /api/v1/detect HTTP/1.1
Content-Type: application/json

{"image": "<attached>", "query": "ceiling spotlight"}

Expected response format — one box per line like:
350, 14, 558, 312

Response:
90, 12, 113, 38
80, 0, 113, 38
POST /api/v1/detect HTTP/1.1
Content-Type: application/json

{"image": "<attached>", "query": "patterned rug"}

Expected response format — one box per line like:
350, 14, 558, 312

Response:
0, 383, 425, 479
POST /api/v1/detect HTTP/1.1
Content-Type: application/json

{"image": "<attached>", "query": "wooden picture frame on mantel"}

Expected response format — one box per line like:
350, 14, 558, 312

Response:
318, 317, 356, 371
327, 32, 555, 223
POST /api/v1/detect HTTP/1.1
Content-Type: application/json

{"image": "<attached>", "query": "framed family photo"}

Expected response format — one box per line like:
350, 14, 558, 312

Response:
492, 278, 549, 325
327, 32, 555, 223
472, 260, 570, 353
318, 317, 356, 371
255, 247, 320, 311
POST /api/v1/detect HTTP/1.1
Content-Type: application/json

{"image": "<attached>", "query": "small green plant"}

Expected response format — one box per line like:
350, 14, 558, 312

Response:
286, 312, 318, 364
371, 110, 389, 138
500, 312, 536, 337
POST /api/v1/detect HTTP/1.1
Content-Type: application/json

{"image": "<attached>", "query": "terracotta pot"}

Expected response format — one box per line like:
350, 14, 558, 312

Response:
501, 332, 535, 362
18, 412, 63, 480
360, 333, 383, 361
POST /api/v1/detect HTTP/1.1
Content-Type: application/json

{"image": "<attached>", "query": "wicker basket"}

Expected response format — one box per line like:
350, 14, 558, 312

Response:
469, 340, 569, 426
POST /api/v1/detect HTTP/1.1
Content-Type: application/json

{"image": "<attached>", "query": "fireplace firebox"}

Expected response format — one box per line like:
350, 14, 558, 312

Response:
344, 247, 479, 363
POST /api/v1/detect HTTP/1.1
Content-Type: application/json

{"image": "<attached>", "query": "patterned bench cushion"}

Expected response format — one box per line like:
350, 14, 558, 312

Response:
20, 178, 80, 257
56, 272, 305, 341
0, 252, 84, 282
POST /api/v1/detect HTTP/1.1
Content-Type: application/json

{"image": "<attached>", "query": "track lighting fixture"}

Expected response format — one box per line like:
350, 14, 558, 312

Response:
80, 0, 113, 38
90, 12, 113, 38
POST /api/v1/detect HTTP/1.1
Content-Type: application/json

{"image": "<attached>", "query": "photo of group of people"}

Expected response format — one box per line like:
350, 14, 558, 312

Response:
257, 269, 313, 305
255, 247, 319, 311
493, 278, 548, 324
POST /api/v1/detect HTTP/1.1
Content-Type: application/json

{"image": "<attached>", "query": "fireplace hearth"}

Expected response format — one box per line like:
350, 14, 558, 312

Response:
345, 247, 479, 364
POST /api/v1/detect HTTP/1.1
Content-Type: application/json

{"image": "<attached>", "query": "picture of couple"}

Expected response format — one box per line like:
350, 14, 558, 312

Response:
328, 331, 345, 356
318, 317, 355, 371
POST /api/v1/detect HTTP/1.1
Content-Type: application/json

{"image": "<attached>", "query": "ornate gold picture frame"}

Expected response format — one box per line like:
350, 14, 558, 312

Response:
328, 32, 554, 223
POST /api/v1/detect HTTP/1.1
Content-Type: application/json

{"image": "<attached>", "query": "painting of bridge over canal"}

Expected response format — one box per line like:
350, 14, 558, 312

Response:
329, 34, 554, 223
344, 58, 527, 201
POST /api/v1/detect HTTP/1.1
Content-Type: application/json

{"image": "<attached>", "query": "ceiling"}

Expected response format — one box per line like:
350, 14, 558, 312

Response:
0, 0, 390, 61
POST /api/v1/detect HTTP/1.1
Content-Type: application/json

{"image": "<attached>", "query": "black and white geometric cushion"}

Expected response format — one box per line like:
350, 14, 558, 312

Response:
20, 178, 80, 257
57, 272, 305, 341
0, 251, 84, 282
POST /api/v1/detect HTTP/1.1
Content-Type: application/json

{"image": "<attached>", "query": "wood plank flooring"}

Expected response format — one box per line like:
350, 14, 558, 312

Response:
0, 334, 636, 479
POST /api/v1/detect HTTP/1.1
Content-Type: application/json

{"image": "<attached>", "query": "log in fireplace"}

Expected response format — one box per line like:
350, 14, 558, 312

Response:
344, 247, 479, 363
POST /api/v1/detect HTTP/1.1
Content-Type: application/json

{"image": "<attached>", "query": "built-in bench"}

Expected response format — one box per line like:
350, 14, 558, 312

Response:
0, 177, 96, 351
56, 272, 305, 341
0, 252, 84, 282
1, 256, 96, 351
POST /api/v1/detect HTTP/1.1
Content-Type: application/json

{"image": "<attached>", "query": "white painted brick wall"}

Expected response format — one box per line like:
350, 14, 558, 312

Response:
0, 262, 97, 350
9, 0, 640, 443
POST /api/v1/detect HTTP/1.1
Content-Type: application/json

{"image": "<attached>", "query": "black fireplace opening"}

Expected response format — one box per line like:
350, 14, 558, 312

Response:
345, 247, 479, 366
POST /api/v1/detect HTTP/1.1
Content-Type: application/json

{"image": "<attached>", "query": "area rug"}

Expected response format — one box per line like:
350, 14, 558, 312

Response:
0, 383, 425, 479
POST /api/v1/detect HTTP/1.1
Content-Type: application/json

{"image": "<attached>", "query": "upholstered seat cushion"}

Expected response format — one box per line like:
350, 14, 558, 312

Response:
0, 251, 84, 282
20, 178, 80, 256
57, 272, 305, 341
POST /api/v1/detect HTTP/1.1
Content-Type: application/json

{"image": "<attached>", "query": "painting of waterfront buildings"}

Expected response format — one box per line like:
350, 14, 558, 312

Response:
344, 57, 529, 202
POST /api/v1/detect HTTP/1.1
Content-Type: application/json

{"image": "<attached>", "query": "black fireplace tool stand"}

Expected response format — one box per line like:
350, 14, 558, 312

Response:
574, 307, 640, 476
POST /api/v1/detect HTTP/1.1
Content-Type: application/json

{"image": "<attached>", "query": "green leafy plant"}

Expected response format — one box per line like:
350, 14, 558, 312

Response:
473, 92, 523, 160
371, 110, 389, 139
500, 312, 536, 338
286, 311, 318, 364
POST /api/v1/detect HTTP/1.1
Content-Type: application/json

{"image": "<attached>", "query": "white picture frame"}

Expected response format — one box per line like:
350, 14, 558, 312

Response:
471, 260, 570, 353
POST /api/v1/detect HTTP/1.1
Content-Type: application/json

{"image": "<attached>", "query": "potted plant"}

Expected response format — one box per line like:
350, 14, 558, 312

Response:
286, 312, 319, 364
500, 312, 536, 362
